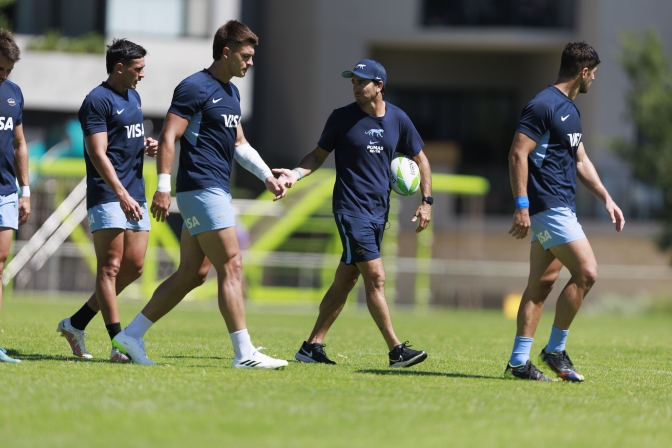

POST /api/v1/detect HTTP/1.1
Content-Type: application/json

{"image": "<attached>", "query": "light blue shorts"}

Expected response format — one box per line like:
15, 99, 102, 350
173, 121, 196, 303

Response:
176, 188, 236, 236
87, 202, 151, 232
530, 207, 586, 250
0, 193, 18, 230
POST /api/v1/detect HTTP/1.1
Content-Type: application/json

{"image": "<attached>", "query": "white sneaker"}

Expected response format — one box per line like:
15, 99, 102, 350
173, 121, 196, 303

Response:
57, 318, 93, 359
233, 347, 288, 370
112, 330, 156, 365
110, 347, 131, 363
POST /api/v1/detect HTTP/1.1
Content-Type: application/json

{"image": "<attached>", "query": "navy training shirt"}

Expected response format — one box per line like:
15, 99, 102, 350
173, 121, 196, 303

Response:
79, 82, 146, 209
168, 69, 241, 194
0, 80, 23, 196
517, 86, 583, 216
318, 102, 424, 223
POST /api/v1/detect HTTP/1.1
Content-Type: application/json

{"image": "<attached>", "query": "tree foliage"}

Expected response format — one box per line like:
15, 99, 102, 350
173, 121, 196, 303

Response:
613, 30, 672, 255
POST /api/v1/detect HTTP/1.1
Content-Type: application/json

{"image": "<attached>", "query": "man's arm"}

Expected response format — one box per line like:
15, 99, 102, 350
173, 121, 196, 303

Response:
272, 147, 331, 188
411, 150, 432, 233
234, 122, 286, 201
150, 112, 188, 222
576, 142, 625, 232
86, 132, 143, 221
13, 124, 30, 225
508, 131, 538, 239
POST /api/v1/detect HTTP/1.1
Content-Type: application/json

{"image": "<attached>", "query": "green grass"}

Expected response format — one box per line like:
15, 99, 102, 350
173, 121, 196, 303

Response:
1, 296, 671, 447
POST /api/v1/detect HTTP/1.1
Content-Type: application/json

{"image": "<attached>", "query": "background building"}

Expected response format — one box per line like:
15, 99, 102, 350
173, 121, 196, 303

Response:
3, 0, 672, 306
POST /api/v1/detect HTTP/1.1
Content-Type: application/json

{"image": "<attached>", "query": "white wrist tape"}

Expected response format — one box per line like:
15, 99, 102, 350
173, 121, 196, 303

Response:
234, 143, 273, 182
19, 186, 30, 197
157, 173, 171, 192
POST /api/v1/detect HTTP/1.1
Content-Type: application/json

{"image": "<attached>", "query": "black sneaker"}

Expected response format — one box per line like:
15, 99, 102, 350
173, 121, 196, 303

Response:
538, 347, 585, 382
504, 360, 555, 381
389, 341, 427, 368
295, 341, 337, 364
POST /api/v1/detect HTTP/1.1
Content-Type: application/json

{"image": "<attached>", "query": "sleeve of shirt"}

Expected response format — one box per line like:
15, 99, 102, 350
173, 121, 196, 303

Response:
79, 94, 109, 137
168, 78, 202, 120
396, 112, 424, 157
517, 97, 552, 143
317, 110, 340, 153
16, 86, 23, 126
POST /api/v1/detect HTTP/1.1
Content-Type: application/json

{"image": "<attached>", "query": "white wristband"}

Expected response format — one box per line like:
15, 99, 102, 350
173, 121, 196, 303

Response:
157, 173, 171, 192
19, 186, 30, 197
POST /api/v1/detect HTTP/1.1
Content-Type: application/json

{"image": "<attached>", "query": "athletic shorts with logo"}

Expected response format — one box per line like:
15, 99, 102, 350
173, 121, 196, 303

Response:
176, 187, 236, 236
87, 202, 151, 232
0, 193, 18, 230
530, 207, 586, 250
335, 213, 385, 265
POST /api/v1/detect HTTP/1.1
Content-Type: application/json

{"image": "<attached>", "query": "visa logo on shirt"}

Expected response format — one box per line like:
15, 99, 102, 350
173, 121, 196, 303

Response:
567, 133, 582, 147
0, 116, 14, 131
222, 114, 240, 128
125, 123, 145, 138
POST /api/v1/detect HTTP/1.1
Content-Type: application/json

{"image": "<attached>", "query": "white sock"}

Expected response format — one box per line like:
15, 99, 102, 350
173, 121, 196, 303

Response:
125, 313, 154, 340
230, 329, 254, 359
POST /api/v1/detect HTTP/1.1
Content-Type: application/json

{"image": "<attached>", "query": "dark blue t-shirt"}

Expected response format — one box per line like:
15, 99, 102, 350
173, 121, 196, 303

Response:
168, 69, 241, 194
318, 102, 424, 223
0, 80, 23, 196
517, 86, 583, 216
79, 82, 146, 209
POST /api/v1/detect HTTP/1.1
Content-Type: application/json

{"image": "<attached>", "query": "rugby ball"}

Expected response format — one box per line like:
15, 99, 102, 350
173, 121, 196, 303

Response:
390, 154, 420, 196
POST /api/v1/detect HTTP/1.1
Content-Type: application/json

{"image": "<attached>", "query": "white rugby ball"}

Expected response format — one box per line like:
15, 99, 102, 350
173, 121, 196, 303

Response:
390, 154, 420, 196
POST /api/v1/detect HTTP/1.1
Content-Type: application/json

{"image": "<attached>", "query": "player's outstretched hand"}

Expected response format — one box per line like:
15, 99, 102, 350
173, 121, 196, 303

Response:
151, 191, 171, 222
119, 192, 143, 221
265, 176, 287, 201
145, 137, 158, 157
509, 208, 530, 239
272, 168, 300, 189
18, 196, 30, 225
605, 198, 625, 232
412, 203, 432, 233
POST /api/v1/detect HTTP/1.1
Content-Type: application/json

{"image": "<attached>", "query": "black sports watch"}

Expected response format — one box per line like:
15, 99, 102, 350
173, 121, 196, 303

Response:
422, 196, 434, 205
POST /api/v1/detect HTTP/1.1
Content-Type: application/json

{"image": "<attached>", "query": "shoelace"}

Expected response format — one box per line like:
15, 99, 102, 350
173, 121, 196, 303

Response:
554, 350, 575, 369
397, 341, 412, 352
313, 343, 328, 355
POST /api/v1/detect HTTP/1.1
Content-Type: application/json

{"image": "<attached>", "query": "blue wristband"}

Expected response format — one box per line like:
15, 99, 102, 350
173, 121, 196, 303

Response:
515, 196, 529, 209
292, 168, 303, 181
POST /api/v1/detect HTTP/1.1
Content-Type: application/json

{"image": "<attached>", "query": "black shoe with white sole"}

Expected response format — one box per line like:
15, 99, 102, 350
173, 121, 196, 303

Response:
389, 341, 427, 368
295, 341, 337, 365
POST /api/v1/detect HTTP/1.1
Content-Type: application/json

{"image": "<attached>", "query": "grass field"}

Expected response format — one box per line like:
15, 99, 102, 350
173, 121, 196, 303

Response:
1, 295, 671, 447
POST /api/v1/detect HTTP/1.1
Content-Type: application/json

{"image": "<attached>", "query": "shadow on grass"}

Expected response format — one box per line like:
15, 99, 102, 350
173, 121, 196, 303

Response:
163, 355, 229, 361
357, 369, 503, 380
4, 350, 115, 364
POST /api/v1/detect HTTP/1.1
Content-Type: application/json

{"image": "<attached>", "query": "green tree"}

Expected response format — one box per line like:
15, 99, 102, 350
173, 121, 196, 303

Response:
612, 30, 672, 257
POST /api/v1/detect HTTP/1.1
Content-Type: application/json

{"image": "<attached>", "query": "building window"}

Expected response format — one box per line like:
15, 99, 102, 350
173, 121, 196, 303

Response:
422, 0, 574, 29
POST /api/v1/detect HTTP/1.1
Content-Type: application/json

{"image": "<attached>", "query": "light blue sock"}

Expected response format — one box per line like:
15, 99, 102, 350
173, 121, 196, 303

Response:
546, 326, 569, 353
509, 336, 533, 366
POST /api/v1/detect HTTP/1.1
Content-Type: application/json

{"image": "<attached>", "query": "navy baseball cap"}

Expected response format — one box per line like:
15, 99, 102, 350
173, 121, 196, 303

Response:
341, 59, 387, 84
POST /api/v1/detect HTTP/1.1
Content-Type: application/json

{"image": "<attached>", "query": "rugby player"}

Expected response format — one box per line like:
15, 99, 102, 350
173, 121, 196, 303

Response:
57, 39, 157, 362
112, 21, 288, 369
505, 42, 625, 381
0, 30, 29, 364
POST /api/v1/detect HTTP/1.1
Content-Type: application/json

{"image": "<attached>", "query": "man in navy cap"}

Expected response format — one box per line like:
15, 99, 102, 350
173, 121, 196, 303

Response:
274, 59, 433, 367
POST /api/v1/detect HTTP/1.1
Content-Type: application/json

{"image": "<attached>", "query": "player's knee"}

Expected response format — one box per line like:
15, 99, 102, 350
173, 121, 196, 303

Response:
368, 270, 386, 290
581, 265, 598, 288
537, 278, 556, 294
223, 253, 243, 280
98, 260, 121, 278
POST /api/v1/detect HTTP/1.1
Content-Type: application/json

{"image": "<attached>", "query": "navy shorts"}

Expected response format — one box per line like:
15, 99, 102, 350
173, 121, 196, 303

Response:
334, 213, 385, 265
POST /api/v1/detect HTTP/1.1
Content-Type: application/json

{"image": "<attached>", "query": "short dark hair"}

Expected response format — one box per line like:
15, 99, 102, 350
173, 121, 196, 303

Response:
0, 29, 20, 63
558, 42, 601, 78
106, 38, 147, 74
212, 20, 258, 60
